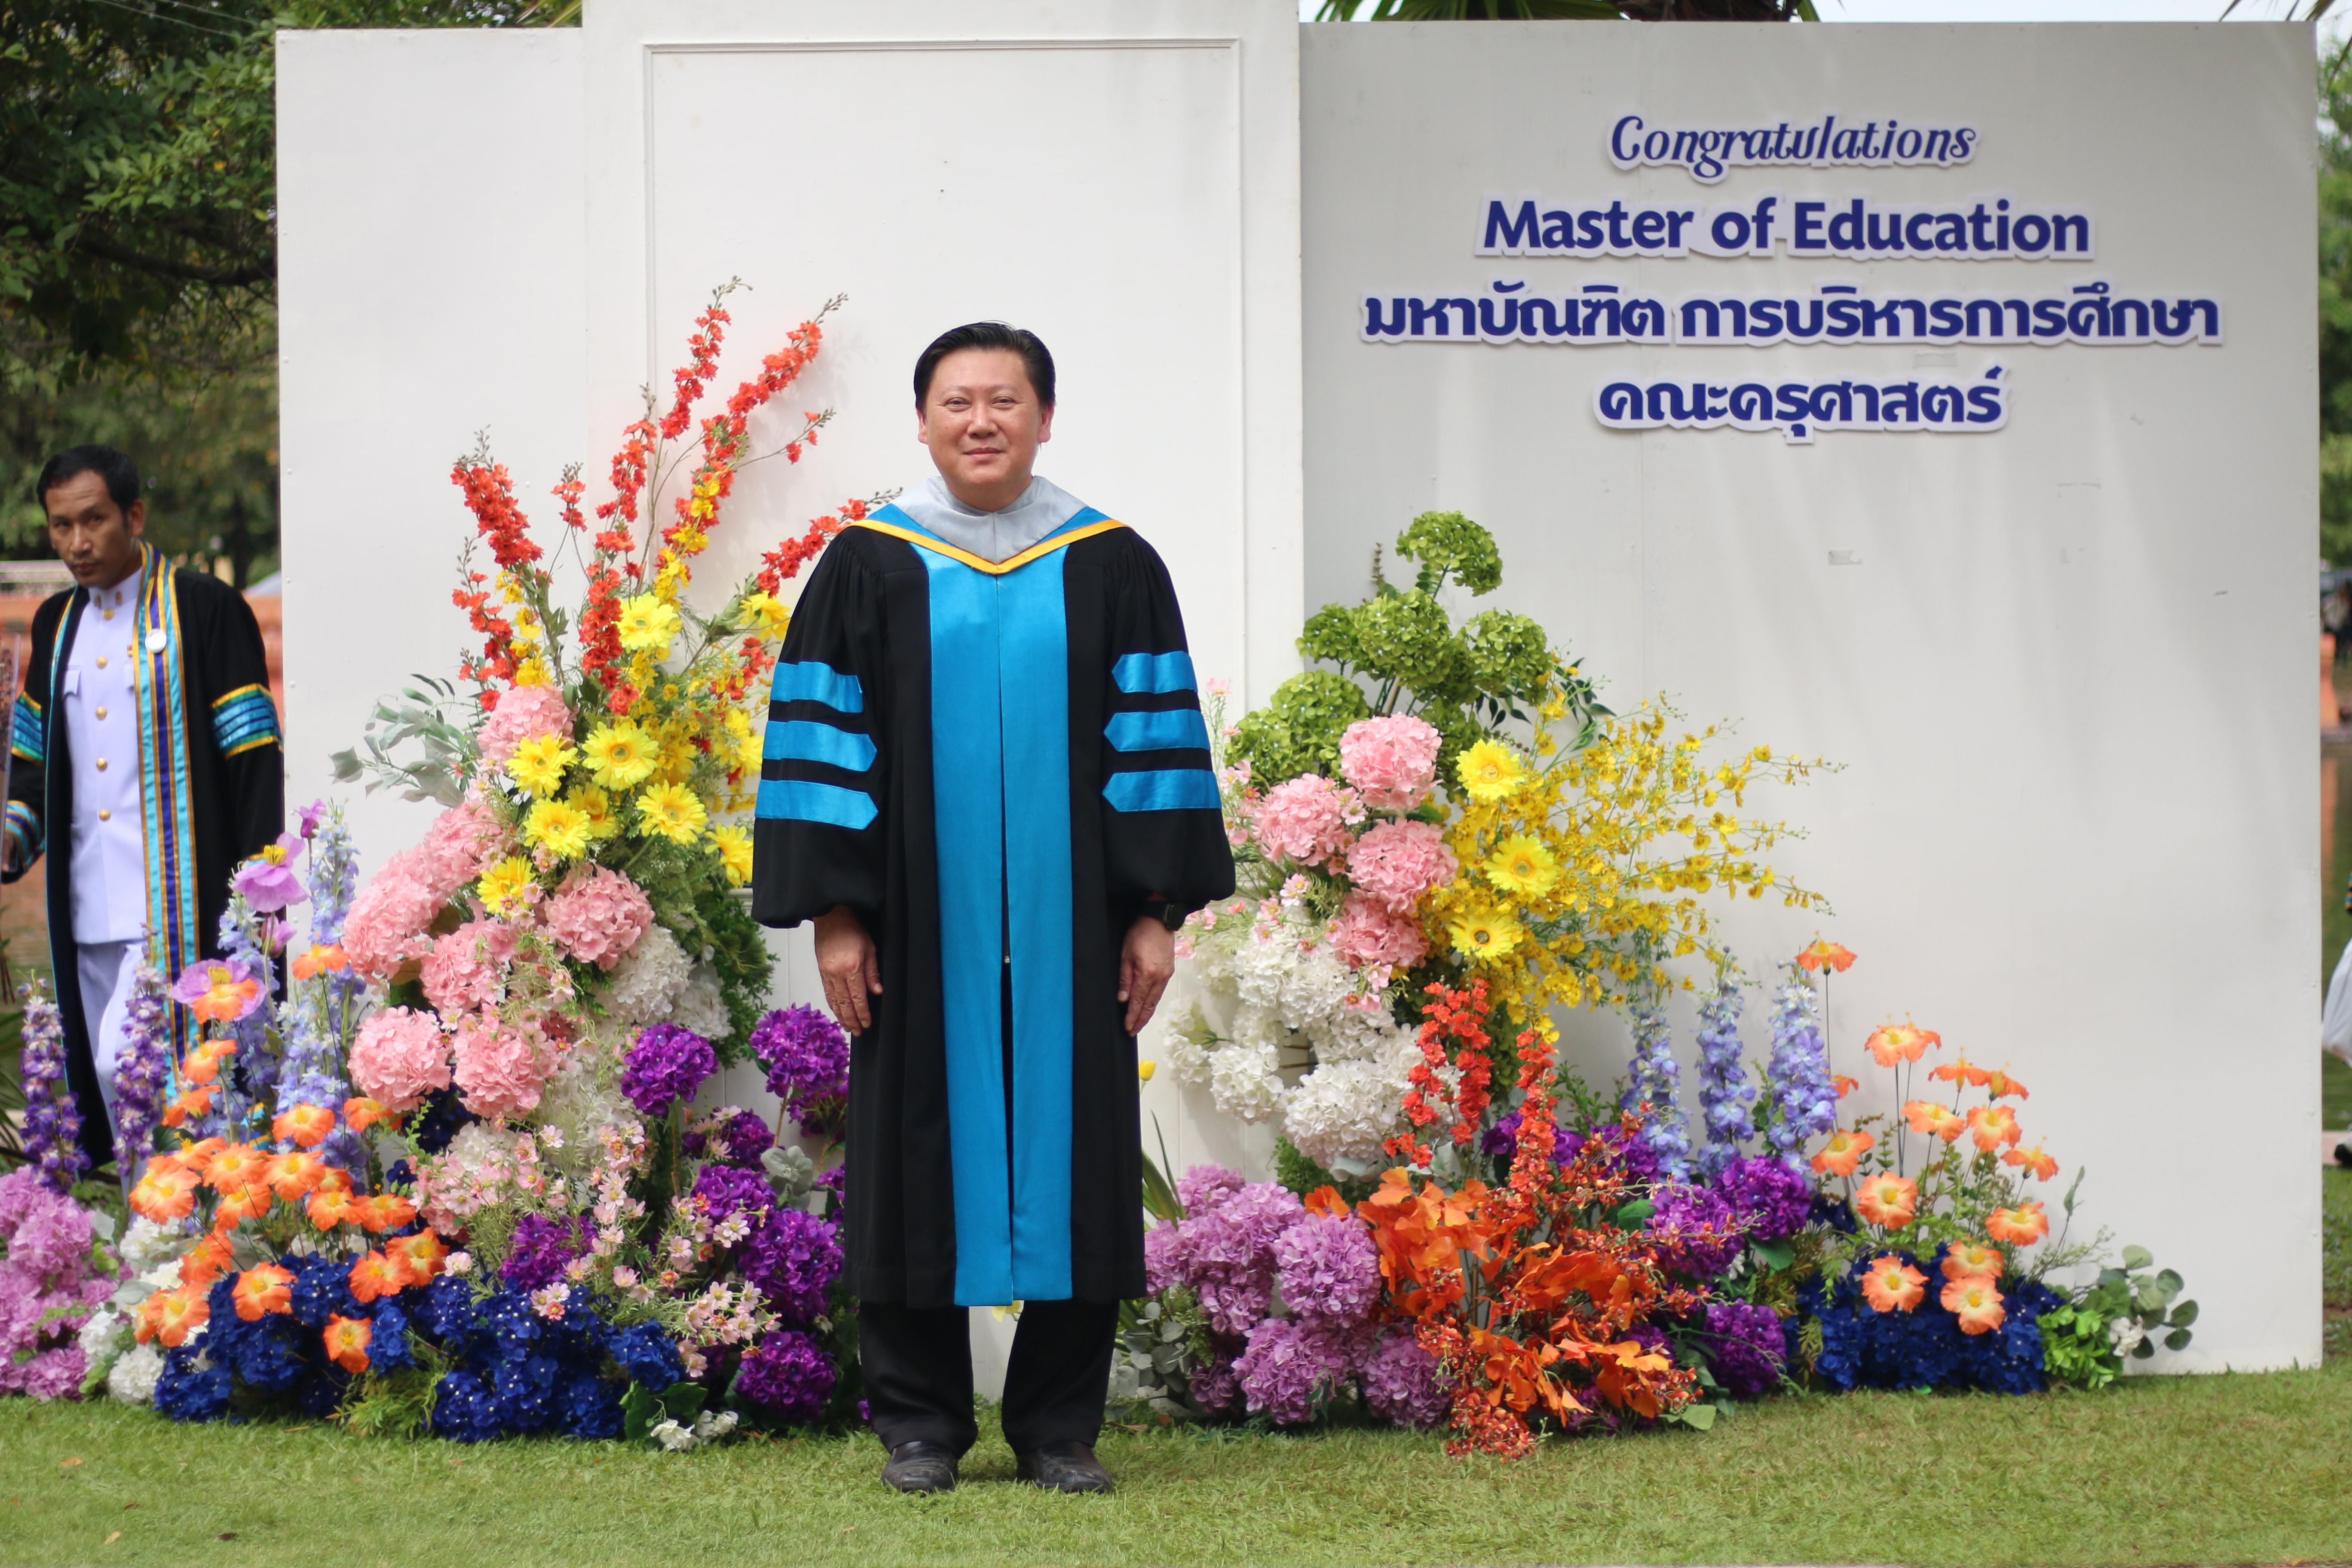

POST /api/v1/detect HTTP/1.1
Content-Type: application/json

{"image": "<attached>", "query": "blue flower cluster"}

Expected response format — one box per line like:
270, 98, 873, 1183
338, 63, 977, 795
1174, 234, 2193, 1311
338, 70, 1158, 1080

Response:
1691, 977, 1756, 1179
152, 1251, 443, 1423
1762, 978, 1838, 1161
1805, 1246, 2059, 1395
419, 1278, 624, 1442
1618, 995, 1692, 1179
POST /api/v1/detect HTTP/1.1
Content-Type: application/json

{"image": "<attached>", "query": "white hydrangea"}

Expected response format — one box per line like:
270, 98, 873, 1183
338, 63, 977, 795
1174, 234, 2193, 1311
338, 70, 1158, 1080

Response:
605, 924, 690, 1024
670, 962, 732, 1043
1161, 1001, 1216, 1088
1205, 1035, 1288, 1123
106, 1342, 164, 1406
77, 1305, 129, 1376
119, 1216, 192, 1273
1280, 1031, 1418, 1173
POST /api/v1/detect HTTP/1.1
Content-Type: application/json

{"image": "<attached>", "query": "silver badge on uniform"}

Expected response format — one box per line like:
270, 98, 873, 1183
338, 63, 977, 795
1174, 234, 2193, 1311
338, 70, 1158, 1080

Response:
145, 628, 166, 653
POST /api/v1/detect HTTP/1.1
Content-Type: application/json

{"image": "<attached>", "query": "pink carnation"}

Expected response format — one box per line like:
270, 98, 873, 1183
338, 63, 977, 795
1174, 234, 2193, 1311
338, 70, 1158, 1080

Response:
1344, 819, 1457, 915
451, 1016, 555, 1121
413, 796, 507, 901
348, 1006, 453, 1112
476, 684, 574, 766
1338, 715, 1442, 812
542, 866, 653, 971
421, 919, 520, 1016
342, 858, 444, 980
1327, 891, 1429, 970
1251, 775, 1360, 870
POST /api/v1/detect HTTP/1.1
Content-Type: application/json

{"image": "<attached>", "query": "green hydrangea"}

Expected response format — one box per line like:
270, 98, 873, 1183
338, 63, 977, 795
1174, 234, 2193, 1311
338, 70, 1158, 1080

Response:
1395, 510, 1503, 595
1228, 669, 1369, 786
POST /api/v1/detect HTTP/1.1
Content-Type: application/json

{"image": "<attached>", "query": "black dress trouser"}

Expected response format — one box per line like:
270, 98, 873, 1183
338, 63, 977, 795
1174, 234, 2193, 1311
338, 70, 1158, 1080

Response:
859, 1298, 1120, 1456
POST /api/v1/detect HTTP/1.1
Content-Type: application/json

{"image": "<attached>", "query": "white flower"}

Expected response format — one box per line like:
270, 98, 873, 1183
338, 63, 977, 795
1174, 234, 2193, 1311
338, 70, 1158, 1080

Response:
106, 1342, 165, 1406
1206, 1035, 1288, 1123
649, 1418, 698, 1451
2108, 1317, 2147, 1357
77, 1306, 127, 1366
669, 962, 732, 1042
137, 1260, 186, 1294
119, 1216, 192, 1272
1282, 1048, 1414, 1170
690, 1409, 738, 1442
604, 925, 691, 1024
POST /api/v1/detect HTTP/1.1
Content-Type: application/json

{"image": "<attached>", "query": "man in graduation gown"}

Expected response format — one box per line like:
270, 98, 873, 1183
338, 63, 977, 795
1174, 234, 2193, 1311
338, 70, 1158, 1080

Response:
753, 324, 1233, 1494
6, 445, 284, 1178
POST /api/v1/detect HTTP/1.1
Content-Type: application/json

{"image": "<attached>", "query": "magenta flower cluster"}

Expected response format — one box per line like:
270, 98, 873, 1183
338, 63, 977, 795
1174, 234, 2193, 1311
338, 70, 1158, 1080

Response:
750, 1006, 849, 1139
619, 1023, 715, 1118
0, 1170, 118, 1398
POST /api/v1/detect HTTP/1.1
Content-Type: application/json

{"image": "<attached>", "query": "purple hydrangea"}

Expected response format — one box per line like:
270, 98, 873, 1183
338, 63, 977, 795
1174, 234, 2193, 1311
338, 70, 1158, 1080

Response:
499, 1213, 591, 1292
692, 1163, 775, 1227
1360, 1331, 1450, 1430
1190, 1347, 1246, 1420
734, 1328, 838, 1423
740, 1208, 843, 1326
1174, 1164, 1246, 1215
1717, 1154, 1814, 1243
1162, 1179, 1305, 1338
1647, 1182, 1742, 1282
1704, 1300, 1789, 1399
620, 1023, 716, 1118
683, 1109, 774, 1167
1234, 1319, 1364, 1427
1273, 1212, 1380, 1330
750, 1006, 848, 1138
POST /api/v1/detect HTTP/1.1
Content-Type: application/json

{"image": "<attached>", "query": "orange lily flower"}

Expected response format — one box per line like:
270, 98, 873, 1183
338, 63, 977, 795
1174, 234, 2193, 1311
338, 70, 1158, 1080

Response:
322, 1314, 374, 1374
1942, 1240, 2003, 1281
1302, 1185, 1350, 1219
160, 1084, 214, 1128
181, 1136, 228, 1168
1865, 1024, 1939, 1066
388, 1230, 450, 1286
1987, 1202, 2051, 1246
231, 1264, 295, 1321
1859, 1255, 1926, 1313
2002, 1141, 2060, 1182
1941, 1274, 2006, 1335
1810, 1127, 1875, 1177
1966, 1104, 2022, 1152
355, 1193, 418, 1234
1795, 940, 1856, 973
263, 1151, 328, 1202
349, 1250, 407, 1304
203, 1142, 268, 1189
271, 1103, 337, 1149
1853, 1173, 1919, 1230
178, 1232, 234, 1289
342, 1096, 390, 1132
1983, 1068, 2029, 1100
1831, 1074, 1860, 1099
148, 1285, 212, 1348
306, 1186, 357, 1231
211, 1182, 274, 1225
179, 1052, 220, 1090
1929, 1051, 1993, 1088
1902, 1099, 1966, 1142
129, 1165, 199, 1223
291, 943, 350, 981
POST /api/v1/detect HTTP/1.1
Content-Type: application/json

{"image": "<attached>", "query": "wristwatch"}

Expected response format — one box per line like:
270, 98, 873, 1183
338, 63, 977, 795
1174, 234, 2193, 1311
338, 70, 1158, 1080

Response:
1143, 897, 1187, 932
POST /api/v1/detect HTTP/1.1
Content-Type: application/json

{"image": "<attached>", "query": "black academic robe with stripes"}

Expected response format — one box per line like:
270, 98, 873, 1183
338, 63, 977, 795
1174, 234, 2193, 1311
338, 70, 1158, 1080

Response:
750, 514, 1233, 1308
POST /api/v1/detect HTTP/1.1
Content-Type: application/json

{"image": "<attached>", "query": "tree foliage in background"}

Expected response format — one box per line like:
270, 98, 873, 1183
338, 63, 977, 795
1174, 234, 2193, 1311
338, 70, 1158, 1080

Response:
0, 0, 576, 574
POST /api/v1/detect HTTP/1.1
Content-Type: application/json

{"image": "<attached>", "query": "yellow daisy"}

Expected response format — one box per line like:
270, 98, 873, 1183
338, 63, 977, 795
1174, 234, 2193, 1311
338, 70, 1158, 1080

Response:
710, 823, 753, 887
505, 733, 576, 798
741, 591, 791, 642
475, 856, 536, 918
636, 782, 709, 845
582, 723, 658, 790
570, 785, 621, 841
1457, 739, 1528, 802
616, 593, 683, 656
1447, 902, 1526, 962
1484, 833, 1559, 897
523, 799, 591, 861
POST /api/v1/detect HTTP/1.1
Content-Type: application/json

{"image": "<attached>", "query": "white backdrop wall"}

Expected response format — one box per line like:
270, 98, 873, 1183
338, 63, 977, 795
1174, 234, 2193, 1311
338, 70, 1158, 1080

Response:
1301, 21, 2318, 1369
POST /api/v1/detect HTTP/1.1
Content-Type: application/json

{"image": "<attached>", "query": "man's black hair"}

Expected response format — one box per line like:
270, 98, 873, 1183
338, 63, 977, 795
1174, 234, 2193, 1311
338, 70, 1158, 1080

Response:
34, 445, 142, 511
913, 322, 1055, 410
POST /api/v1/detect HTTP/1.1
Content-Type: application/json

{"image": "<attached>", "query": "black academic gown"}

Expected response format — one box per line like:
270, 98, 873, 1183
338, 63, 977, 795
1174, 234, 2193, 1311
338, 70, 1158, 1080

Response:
751, 511, 1233, 1309
4, 552, 284, 1171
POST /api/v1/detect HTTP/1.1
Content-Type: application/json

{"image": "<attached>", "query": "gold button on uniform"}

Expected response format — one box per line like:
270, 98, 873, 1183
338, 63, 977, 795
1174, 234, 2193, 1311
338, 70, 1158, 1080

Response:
93, 707, 106, 720
94, 758, 107, 772
101, 609, 113, 621
97, 808, 110, 822
94, 655, 106, 669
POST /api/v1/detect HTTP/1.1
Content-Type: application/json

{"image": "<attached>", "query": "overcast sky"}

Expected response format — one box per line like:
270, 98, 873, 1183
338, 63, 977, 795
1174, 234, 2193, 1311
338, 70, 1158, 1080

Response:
1297, 0, 2347, 48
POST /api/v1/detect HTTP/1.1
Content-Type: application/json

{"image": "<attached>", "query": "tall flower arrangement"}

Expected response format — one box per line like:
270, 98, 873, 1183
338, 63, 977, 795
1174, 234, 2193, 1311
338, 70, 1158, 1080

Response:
15, 982, 84, 1193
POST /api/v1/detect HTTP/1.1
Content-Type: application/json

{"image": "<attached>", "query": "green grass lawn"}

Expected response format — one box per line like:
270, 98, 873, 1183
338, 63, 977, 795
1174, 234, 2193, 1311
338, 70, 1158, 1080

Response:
3, 1170, 2349, 1568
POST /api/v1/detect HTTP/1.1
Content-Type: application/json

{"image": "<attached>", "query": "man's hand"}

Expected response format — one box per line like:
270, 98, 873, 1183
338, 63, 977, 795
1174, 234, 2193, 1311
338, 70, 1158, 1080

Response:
815, 905, 882, 1035
1119, 916, 1175, 1036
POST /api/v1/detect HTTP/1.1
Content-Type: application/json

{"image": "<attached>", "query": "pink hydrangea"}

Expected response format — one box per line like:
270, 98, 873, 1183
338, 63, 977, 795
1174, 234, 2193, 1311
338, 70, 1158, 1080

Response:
1326, 891, 1429, 970
1344, 819, 1458, 915
421, 919, 520, 1016
1338, 715, 1442, 812
342, 858, 444, 980
348, 1006, 453, 1112
542, 866, 654, 971
0, 1169, 116, 1401
412, 796, 508, 901
476, 684, 574, 766
451, 1016, 555, 1121
1251, 775, 1360, 870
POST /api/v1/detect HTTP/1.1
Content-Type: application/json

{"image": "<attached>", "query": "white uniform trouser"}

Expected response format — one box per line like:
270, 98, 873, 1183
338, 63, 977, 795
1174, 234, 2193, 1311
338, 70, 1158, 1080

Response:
74, 937, 142, 1140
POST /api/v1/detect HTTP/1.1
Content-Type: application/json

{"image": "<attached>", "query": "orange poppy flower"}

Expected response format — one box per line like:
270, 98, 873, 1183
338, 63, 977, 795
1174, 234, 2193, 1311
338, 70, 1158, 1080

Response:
181, 964, 263, 1024
160, 1085, 214, 1128
264, 1151, 328, 1202
271, 1103, 337, 1149
1853, 1173, 1919, 1229
1901, 1099, 1965, 1142
211, 1182, 274, 1225
1966, 1105, 2022, 1152
1942, 1240, 2003, 1281
1987, 1202, 2051, 1246
231, 1263, 295, 1321
322, 1314, 374, 1374
1865, 1024, 1938, 1066
307, 1186, 357, 1231
1941, 1274, 2006, 1335
354, 1193, 418, 1234
129, 1165, 199, 1223
1983, 1068, 2029, 1100
291, 943, 350, 981
387, 1229, 450, 1286
179, 1051, 221, 1090
349, 1250, 407, 1304
1859, 1255, 1926, 1313
203, 1142, 267, 1189
181, 1136, 228, 1168
1810, 1127, 1875, 1177
1795, 940, 1857, 973
1831, 1074, 1860, 1099
342, 1096, 390, 1133
2002, 1141, 2060, 1182
147, 1285, 212, 1348
178, 1232, 234, 1289
1929, 1052, 1992, 1088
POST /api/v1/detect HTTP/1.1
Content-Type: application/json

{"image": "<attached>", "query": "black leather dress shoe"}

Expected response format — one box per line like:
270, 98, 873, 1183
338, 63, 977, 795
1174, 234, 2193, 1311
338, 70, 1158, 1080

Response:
1014, 1440, 1113, 1493
880, 1439, 959, 1493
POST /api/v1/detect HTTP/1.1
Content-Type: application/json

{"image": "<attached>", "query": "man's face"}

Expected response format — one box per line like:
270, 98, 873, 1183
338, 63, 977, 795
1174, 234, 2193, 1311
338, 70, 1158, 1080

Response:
916, 348, 1053, 507
43, 472, 144, 589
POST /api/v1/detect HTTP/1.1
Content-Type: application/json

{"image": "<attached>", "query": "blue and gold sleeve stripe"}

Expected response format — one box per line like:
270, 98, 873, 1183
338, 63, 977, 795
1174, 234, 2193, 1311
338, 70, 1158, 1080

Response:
759, 658, 878, 830
10, 697, 42, 766
5, 799, 41, 866
1102, 647, 1218, 815
211, 683, 281, 758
